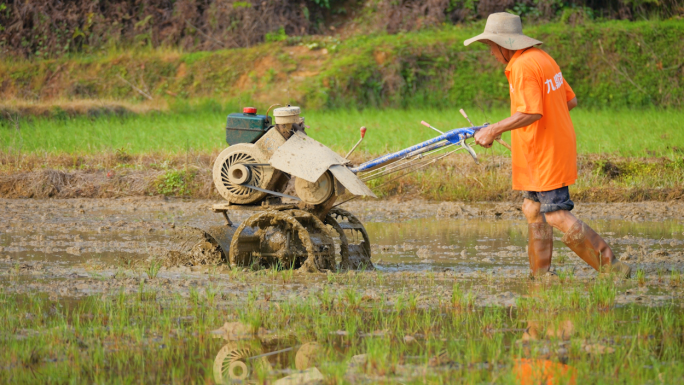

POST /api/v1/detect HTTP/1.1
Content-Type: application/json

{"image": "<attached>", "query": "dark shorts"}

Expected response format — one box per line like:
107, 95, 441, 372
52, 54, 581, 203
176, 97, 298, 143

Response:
522, 186, 574, 213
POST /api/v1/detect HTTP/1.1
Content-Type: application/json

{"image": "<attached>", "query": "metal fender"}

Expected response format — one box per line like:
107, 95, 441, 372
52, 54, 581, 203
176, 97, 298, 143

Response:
270, 131, 376, 198
270, 131, 348, 182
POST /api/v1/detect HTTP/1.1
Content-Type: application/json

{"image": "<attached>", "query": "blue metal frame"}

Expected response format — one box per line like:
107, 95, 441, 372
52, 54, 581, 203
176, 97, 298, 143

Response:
350, 125, 487, 173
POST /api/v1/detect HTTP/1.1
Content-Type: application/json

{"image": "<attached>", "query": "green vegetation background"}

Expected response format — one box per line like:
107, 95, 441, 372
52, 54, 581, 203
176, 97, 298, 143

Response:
2, 20, 683, 112
314, 20, 684, 109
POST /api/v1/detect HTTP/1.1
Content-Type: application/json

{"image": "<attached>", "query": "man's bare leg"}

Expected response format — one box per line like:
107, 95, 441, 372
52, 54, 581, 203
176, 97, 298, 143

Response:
545, 209, 631, 278
522, 199, 553, 277
543, 210, 579, 234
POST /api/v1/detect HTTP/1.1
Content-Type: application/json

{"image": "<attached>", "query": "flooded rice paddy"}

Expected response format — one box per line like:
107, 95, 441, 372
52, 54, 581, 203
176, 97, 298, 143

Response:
2, 198, 684, 383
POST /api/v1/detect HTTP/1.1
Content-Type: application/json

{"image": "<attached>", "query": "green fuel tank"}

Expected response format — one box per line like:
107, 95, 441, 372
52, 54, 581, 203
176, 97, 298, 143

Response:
225, 107, 272, 144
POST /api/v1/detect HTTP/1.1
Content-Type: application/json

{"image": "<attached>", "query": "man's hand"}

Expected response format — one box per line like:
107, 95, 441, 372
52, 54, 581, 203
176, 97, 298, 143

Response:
474, 125, 497, 148
473, 112, 542, 149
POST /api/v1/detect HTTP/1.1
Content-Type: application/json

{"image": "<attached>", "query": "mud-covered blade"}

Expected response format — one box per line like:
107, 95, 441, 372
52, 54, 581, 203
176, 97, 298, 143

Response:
199, 225, 239, 255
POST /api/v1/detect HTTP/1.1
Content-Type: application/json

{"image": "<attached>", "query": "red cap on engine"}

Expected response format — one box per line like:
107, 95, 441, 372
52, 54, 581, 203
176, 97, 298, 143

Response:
243, 107, 257, 114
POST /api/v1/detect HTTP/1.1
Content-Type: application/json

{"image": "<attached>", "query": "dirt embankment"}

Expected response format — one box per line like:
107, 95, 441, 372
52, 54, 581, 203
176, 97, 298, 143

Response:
0, 152, 682, 202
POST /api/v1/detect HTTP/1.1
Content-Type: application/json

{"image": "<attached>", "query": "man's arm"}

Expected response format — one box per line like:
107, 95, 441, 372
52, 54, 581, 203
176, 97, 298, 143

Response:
567, 97, 577, 111
474, 112, 542, 148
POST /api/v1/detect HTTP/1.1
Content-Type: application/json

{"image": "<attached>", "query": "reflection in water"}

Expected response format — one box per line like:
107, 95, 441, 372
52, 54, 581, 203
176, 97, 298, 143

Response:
210, 321, 325, 384
212, 340, 323, 384
514, 359, 576, 385
208, 316, 590, 384
213, 342, 273, 382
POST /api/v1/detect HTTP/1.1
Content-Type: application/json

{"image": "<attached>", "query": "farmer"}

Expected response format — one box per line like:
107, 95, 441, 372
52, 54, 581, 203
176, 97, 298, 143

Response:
465, 12, 631, 279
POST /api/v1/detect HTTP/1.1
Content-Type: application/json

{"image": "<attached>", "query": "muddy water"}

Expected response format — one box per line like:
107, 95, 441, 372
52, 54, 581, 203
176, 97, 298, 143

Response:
1, 198, 684, 305
369, 218, 684, 274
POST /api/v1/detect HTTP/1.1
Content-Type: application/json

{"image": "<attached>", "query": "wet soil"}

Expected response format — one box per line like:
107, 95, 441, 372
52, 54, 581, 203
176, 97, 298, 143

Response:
1, 197, 683, 307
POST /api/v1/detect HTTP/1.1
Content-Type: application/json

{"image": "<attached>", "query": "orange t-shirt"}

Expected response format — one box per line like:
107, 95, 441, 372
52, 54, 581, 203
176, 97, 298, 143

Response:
505, 47, 577, 192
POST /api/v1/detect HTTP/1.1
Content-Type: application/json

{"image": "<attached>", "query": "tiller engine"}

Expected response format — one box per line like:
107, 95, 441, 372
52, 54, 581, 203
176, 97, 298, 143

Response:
196, 106, 488, 272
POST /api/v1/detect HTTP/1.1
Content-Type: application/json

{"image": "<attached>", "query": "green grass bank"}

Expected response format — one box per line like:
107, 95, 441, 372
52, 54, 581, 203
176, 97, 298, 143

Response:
1, 20, 683, 111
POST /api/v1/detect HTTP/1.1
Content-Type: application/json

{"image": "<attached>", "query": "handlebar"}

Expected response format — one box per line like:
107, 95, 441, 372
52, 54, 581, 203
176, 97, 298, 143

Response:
350, 124, 487, 173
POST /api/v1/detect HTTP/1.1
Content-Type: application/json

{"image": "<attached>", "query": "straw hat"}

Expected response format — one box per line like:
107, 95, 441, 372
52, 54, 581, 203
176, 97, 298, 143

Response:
464, 12, 542, 50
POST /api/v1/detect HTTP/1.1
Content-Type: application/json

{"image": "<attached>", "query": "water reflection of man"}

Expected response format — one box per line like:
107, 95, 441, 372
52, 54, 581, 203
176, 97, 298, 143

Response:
464, 12, 631, 279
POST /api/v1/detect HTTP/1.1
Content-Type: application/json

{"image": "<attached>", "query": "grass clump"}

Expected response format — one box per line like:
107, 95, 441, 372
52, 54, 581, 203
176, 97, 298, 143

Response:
636, 268, 647, 286
145, 260, 162, 279
589, 278, 617, 308
155, 169, 196, 196
671, 269, 682, 287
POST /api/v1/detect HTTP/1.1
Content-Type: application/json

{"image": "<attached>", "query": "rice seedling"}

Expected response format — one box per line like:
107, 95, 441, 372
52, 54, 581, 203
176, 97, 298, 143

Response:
590, 278, 617, 308
451, 283, 475, 310
137, 280, 156, 302
188, 286, 200, 305
636, 268, 647, 287
206, 284, 217, 307
557, 267, 575, 284
280, 266, 295, 284
556, 253, 568, 265
146, 259, 162, 279
326, 271, 338, 284
670, 269, 682, 287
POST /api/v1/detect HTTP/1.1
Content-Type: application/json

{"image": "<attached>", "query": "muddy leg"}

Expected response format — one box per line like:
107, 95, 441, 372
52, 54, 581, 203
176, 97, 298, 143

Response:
545, 211, 631, 279
522, 199, 553, 277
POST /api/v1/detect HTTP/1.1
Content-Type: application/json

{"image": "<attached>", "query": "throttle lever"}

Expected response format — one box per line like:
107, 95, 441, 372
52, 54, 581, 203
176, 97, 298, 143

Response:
459, 134, 479, 165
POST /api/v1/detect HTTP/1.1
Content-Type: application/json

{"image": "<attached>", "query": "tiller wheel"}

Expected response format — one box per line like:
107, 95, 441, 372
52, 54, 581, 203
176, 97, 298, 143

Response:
228, 209, 337, 272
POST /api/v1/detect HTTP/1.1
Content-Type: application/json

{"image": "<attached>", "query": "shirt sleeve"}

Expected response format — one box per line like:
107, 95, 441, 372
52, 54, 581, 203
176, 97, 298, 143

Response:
564, 77, 576, 102
512, 64, 544, 116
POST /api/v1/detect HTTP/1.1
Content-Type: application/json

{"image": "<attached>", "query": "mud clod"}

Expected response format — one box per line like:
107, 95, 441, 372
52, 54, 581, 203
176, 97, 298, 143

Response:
165, 241, 224, 267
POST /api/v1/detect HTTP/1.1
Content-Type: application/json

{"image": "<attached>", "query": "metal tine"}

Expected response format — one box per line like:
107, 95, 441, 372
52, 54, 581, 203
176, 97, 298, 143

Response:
368, 147, 465, 181
361, 144, 466, 182
358, 141, 455, 180
358, 139, 452, 180
360, 142, 460, 181
359, 157, 423, 181
361, 138, 469, 181
337, 147, 464, 208
359, 150, 450, 182
374, 147, 463, 186
361, 150, 451, 181
336, 143, 472, 208
360, 147, 463, 188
